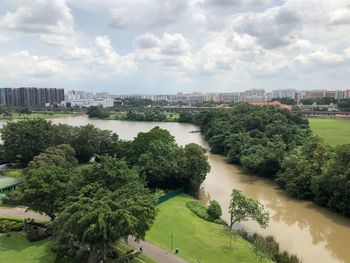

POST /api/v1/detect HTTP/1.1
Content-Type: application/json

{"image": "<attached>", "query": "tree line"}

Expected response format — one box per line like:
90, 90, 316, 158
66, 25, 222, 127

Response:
191, 104, 350, 217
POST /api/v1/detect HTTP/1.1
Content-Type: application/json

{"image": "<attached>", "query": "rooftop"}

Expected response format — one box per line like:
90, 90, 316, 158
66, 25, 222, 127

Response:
0, 176, 22, 191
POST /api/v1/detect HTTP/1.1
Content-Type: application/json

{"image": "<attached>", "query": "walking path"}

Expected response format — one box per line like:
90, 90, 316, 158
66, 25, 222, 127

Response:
0, 206, 49, 220
0, 206, 187, 263
127, 237, 187, 263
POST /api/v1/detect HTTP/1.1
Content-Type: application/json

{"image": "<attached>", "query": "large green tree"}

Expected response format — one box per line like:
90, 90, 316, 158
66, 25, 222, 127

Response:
183, 143, 211, 193
1, 119, 54, 165
229, 189, 269, 229
70, 125, 119, 162
21, 165, 72, 220
312, 144, 350, 216
56, 157, 156, 262
25, 144, 78, 171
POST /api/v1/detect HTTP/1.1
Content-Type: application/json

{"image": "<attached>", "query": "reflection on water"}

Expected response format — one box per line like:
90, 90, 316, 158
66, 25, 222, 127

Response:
0, 115, 349, 263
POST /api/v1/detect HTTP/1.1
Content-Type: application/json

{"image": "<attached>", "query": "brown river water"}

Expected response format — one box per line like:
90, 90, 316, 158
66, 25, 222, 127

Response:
1, 115, 350, 263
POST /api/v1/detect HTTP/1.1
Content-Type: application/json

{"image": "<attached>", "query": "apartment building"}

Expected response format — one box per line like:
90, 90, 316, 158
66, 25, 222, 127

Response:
0, 87, 64, 107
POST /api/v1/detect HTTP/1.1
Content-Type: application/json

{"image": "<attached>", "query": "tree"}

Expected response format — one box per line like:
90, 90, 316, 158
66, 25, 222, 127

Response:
1, 119, 54, 165
56, 158, 156, 262
338, 99, 350, 112
312, 144, 350, 216
183, 143, 211, 194
129, 126, 176, 164
26, 144, 78, 171
75, 156, 140, 192
70, 125, 119, 162
21, 166, 72, 220
229, 189, 269, 229
137, 140, 187, 190
207, 200, 222, 220
178, 112, 194, 123
87, 105, 110, 119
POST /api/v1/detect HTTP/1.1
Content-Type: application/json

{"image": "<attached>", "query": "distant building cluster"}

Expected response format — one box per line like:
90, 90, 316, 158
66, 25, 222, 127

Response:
63, 90, 114, 108
117, 88, 350, 104
0, 87, 64, 107
2, 87, 349, 109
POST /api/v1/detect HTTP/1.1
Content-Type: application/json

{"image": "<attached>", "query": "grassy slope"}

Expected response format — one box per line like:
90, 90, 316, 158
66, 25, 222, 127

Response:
309, 118, 350, 146
146, 194, 268, 263
0, 232, 55, 263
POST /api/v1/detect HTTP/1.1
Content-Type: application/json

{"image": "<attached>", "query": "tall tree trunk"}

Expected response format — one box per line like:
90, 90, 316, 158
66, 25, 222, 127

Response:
103, 245, 107, 262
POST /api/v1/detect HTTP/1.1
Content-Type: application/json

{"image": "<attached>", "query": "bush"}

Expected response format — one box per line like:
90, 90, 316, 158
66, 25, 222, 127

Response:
207, 200, 222, 220
0, 219, 23, 232
186, 201, 227, 225
26, 225, 49, 242
2, 189, 23, 206
237, 229, 301, 263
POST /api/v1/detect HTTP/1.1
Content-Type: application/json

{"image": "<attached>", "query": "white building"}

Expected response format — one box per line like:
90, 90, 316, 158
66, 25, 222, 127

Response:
271, 89, 297, 99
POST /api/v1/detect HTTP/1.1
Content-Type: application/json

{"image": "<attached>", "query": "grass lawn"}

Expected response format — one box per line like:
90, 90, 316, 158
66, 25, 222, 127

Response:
146, 194, 269, 263
0, 232, 55, 263
0, 112, 80, 120
309, 118, 350, 146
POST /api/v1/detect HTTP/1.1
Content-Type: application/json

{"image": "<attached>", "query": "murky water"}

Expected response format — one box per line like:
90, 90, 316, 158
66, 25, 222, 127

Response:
1, 115, 349, 263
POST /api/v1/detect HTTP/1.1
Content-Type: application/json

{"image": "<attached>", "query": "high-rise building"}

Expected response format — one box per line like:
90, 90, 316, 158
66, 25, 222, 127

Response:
0, 87, 64, 107
271, 89, 297, 99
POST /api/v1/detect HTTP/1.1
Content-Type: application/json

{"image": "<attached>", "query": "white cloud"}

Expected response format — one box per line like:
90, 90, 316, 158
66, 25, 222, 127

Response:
109, 0, 189, 28
1, 0, 75, 45
0, 51, 66, 80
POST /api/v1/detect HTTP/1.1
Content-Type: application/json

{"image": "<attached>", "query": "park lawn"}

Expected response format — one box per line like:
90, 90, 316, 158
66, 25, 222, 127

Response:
0, 232, 55, 263
309, 118, 350, 146
0, 112, 79, 120
146, 194, 269, 263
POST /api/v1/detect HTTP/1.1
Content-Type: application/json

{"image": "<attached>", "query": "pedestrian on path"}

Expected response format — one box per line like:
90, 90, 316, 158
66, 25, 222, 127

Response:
139, 246, 143, 253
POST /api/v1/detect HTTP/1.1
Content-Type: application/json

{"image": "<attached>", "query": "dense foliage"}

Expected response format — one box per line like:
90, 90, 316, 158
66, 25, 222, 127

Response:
86, 105, 110, 119
338, 98, 350, 112
193, 105, 350, 216
277, 137, 350, 216
0, 119, 119, 165
194, 105, 309, 178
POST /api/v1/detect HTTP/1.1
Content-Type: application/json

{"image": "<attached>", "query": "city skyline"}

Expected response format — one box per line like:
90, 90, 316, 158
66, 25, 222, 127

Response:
0, 1, 349, 93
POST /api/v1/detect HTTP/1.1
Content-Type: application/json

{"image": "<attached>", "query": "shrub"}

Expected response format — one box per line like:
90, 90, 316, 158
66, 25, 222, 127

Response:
0, 219, 24, 232
207, 200, 222, 220
186, 201, 227, 225
2, 189, 23, 206
26, 225, 49, 242
237, 229, 301, 263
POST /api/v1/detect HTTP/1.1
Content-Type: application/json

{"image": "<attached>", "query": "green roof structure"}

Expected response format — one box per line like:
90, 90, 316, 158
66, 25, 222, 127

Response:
0, 176, 22, 192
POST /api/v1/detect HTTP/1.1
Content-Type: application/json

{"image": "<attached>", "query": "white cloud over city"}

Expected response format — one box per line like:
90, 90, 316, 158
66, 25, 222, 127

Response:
0, 0, 349, 93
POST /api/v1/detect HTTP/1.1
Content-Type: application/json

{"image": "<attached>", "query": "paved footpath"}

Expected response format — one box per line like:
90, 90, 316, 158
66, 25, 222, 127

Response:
127, 237, 187, 263
0, 206, 187, 263
0, 206, 49, 220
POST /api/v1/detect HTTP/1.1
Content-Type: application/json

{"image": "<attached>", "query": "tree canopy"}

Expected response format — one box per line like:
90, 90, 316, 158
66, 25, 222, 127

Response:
229, 189, 269, 229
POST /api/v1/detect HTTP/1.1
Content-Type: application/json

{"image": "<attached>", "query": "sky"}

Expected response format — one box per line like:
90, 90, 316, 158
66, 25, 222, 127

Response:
0, 0, 349, 94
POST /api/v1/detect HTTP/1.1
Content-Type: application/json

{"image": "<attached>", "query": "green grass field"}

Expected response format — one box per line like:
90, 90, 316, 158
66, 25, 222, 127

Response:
309, 118, 350, 146
0, 232, 55, 263
0, 112, 79, 120
146, 194, 268, 263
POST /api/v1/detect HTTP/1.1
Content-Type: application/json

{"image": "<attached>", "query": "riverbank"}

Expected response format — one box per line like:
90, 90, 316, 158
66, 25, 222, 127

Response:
146, 194, 269, 263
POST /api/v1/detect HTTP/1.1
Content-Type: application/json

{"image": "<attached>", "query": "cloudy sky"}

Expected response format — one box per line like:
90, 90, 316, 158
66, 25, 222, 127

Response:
0, 0, 349, 94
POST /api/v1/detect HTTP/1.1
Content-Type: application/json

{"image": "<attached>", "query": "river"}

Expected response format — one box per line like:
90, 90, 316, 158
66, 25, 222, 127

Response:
1, 115, 350, 263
